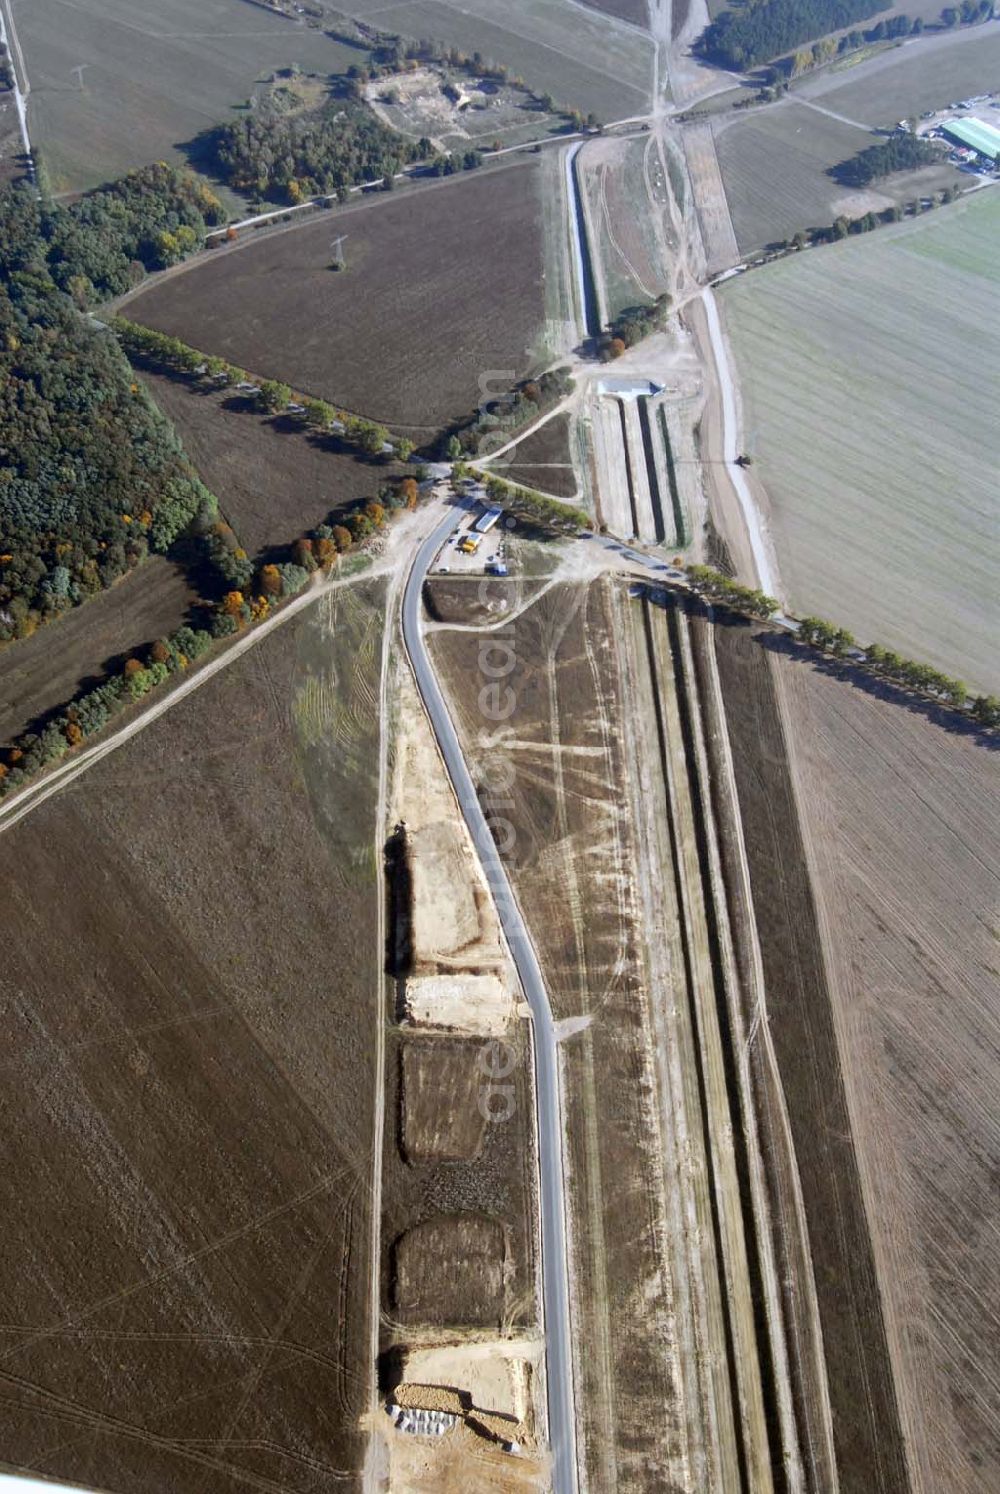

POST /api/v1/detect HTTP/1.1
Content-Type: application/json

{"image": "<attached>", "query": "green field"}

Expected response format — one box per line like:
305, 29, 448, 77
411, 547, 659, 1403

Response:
16, 0, 366, 191
721, 190, 1000, 693
341, 0, 655, 121
802, 27, 1000, 129
714, 102, 960, 250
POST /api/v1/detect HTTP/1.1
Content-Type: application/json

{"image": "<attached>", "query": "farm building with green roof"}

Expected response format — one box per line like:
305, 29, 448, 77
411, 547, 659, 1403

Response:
941, 117, 1000, 160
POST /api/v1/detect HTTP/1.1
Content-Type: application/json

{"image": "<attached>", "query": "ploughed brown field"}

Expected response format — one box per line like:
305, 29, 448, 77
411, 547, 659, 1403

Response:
0, 579, 387, 1493
715, 619, 1000, 1494
0, 553, 197, 748
393, 1215, 507, 1329
773, 637, 1000, 1494
123, 163, 548, 434
423, 574, 549, 627
398, 1037, 490, 1164
141, 370, 402, 557
498, 412, 577, 498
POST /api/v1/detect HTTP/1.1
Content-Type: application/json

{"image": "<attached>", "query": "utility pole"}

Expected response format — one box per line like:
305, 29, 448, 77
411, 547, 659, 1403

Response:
330, 233, 348, 270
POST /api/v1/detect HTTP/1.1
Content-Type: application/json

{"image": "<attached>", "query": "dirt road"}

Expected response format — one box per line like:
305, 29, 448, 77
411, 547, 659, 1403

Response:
0, 506, 444, 839
681, 290, 781, 591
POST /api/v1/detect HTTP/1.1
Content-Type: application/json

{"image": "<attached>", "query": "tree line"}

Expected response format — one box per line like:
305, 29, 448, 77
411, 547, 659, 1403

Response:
0, 185, 218, 646
746, 2, 992, 85
797, 616, 997, 723
444, 367, 575, 459
600, 295, 672, 360
471, 469, 585, 531
685, 564, 779, 618
0, 472, 423, 798
940, 1, 994, 26
645, 575, 996, 727
696, 0, 890, 71
764, 13, 917, 82
200, 472, 419, 600
110, 319, 414, 461
770, 183, 960, 253
829, 133, 941, 188
0, 625, 215, 795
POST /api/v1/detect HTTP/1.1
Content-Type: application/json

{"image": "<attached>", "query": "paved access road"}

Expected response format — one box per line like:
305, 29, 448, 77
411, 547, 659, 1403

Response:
401, 507, 579, 1494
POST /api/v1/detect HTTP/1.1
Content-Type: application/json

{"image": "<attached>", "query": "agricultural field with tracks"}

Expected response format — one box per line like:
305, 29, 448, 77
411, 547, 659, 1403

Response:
140, 370, 403, 556
715, 617, 909, 1494
583, 0, 650, 26
772, 635, 1000, 1494
15, 0, 364, 193
720, 190, 1000, 692
712, 103, 960, 251
496, 412, 578, 497
579, 133, 672, 316
123, 162, 548, 434
797, 26, 1000, 129
0, 554, 198, 747
0, 577, 387, 1493
339, 0, 654, 122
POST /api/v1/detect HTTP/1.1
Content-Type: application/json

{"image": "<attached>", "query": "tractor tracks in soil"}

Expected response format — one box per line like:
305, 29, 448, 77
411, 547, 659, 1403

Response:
620, 585, 838, 1492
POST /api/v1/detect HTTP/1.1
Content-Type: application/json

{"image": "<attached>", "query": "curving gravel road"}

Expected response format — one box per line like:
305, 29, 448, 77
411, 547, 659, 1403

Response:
401, 506, 579, 1494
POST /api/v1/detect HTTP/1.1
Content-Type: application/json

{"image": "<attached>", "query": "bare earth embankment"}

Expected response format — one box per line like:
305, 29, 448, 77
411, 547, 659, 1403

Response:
0, 579, 387, 1493
376, 646, 543, 1492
